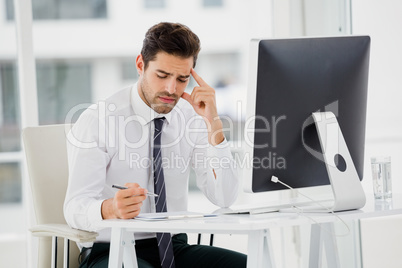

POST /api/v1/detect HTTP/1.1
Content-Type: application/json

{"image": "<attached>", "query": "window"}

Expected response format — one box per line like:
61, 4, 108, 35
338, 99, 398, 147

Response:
197, 52, 240, 88
5, 0, 107, 20
0, 61, 92, 146
0, 163, 21, 203
0, 60, 92, 204
36, 61, 92, 124
144, 0, 166, 9
121, 59, 139, 81
0, 63, 20, 152
203, 0, 223, 8
0, 63, 21, 204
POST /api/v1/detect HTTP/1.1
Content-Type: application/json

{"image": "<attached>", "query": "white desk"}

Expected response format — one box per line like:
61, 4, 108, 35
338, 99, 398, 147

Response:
97, 194, 402, 268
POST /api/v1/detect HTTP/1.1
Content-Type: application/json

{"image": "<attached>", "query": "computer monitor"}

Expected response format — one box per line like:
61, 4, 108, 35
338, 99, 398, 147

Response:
243, 36, 370, 211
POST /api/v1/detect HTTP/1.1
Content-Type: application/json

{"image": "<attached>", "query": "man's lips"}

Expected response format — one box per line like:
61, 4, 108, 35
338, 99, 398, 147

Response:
159, 96, 176, 104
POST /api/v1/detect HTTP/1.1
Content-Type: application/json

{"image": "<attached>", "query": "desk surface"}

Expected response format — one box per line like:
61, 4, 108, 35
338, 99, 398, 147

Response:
97, 193, 402, 234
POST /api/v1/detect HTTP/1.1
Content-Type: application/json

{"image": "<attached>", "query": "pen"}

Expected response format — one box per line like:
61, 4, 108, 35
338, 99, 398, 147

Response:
112, 184, 159, 197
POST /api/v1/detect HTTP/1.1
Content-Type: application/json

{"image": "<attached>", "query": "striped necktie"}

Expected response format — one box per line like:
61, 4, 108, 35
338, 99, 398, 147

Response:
153, 117, 175, 268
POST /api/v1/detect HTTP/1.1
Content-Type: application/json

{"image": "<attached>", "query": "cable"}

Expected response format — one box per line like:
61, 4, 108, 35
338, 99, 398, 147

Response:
271, 176, 350, 237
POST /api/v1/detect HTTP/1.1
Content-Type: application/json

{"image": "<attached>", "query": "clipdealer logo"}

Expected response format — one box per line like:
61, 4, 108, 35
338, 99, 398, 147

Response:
62, 100, 343, 170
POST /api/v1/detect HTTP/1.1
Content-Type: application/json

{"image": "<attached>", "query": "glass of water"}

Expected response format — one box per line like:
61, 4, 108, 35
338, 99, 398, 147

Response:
371, 156, 392, 200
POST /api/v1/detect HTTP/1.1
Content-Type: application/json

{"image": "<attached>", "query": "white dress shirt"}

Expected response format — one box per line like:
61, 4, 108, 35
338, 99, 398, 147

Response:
63, 84, 238, 248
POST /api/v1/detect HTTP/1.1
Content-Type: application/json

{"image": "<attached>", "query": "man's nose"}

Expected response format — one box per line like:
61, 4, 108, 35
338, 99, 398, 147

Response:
165, 78, 176, 94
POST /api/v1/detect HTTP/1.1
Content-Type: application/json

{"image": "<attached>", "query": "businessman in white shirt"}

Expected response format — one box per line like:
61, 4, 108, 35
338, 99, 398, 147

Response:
64, 22, 246, 268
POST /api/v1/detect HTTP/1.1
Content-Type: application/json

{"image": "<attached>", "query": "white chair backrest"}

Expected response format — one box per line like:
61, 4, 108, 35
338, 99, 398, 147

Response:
23, 124, 72, 225
22, 124, 80, 268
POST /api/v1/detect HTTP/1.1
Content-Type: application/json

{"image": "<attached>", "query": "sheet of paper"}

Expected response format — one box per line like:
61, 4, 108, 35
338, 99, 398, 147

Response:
135, 211, 217, 221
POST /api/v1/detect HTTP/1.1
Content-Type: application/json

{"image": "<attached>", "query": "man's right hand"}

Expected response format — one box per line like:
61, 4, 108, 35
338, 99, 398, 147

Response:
101, 183, 148, 219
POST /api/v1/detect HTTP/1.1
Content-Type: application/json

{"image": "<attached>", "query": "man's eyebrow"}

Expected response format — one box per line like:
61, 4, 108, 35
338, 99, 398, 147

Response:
156, 69, 171, 76
156, 69, 190, 79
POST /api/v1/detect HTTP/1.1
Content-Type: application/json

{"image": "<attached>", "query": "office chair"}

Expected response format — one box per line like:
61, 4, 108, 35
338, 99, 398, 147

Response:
22, 124, 98, 268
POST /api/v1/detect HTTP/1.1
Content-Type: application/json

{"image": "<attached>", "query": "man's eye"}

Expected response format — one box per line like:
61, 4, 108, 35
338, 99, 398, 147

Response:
178, 77, 189, 83
157, 74, 167, 79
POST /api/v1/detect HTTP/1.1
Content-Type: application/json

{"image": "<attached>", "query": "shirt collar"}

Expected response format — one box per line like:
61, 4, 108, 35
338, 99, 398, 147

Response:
131, 82, 173, 126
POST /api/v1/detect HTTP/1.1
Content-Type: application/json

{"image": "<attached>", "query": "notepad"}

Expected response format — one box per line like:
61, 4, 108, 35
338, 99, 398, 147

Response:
221, 206, 280, 215
135, 211, 217, 221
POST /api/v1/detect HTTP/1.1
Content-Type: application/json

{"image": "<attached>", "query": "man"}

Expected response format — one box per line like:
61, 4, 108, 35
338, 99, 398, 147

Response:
64, 22, 246, 268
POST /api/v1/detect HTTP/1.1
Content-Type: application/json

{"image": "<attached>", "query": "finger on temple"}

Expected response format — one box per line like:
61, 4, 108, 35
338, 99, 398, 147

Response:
190, 68, 207, 86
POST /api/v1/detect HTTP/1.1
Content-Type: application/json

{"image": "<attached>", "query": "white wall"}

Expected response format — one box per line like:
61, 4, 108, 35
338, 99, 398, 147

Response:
352, 1, 402, 267
353, 0, 402, 141
352, 0, 402, 209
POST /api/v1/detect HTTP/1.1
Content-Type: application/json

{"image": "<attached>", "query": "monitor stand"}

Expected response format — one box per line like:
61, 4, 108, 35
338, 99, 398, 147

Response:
306, 111, 366, 212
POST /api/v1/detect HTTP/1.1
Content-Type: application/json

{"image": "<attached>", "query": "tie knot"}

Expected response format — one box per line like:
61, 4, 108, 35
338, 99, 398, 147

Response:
154, 117, 165, 132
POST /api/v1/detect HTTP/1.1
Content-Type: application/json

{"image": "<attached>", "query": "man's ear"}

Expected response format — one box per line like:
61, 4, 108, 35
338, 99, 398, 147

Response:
136, 54, 144, 76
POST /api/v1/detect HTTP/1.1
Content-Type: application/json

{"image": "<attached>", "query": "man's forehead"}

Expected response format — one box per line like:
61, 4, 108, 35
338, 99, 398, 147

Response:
150, 52, 193, 72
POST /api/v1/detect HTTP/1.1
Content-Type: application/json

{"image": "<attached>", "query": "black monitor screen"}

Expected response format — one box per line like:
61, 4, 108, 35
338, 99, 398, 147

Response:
246, 36, 370, 193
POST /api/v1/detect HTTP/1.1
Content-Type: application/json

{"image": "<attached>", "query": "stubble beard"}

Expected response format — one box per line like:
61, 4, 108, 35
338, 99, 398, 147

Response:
139, 77, 178, 114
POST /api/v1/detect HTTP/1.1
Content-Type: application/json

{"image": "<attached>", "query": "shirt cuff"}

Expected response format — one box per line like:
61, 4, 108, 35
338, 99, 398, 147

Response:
207, 138, 234, 170
87, 199, 104, 230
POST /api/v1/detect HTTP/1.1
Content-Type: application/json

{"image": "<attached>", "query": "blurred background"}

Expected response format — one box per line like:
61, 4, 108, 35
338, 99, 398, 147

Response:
0, 0, 401, 267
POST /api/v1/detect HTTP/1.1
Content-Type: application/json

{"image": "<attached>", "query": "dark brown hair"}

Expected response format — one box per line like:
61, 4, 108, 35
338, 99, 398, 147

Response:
140, 22, 201, 69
